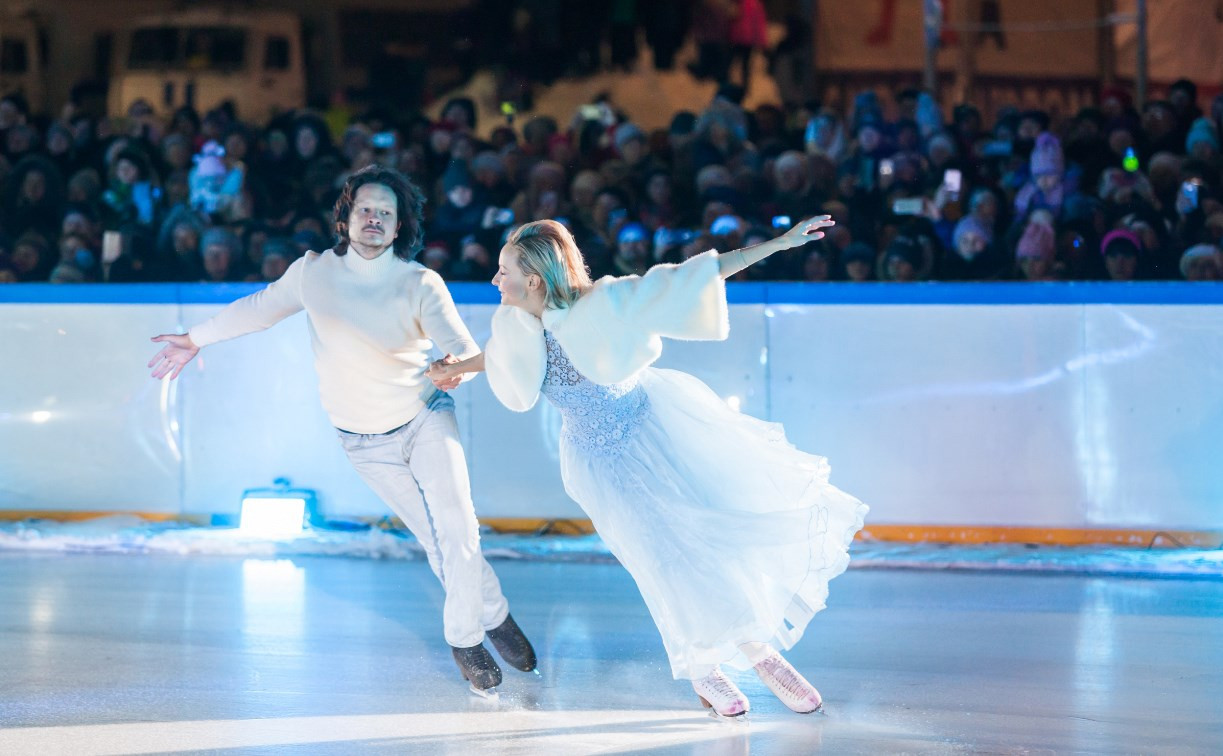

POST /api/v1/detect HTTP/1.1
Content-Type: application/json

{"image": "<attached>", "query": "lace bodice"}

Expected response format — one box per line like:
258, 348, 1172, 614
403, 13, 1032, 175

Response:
541, 330, 649, 456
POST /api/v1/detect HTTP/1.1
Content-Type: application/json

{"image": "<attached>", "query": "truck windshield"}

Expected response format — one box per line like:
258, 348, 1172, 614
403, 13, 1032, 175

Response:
128, 26, 247, 71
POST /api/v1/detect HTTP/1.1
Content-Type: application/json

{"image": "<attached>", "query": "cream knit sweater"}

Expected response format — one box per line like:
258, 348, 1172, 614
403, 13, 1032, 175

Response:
189, 248, 479, 433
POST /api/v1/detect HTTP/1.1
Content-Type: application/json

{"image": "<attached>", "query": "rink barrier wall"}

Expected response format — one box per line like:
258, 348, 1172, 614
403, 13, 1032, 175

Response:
3, 282, 1223, 544
0, 511, 1219, 548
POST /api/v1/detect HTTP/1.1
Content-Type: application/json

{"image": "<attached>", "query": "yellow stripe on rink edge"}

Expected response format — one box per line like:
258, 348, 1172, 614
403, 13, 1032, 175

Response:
856, 524, 1223, 549
0, 512, 1219, 548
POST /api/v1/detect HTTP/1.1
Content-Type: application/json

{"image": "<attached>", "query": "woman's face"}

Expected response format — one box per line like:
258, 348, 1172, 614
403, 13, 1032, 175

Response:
492, 245, 540, 310
12, 243, 40, 274
295, 127, 319, 159
115, 158, 138, 186
803, 251, 829, 281
845, 259, 871, 282
48, 129, 71, 155
173, 224, 200, 255
225, 133, 248, 162
1105, 253, 1138, 281
887, 256, 916, 282
1019, 256, 1052, 280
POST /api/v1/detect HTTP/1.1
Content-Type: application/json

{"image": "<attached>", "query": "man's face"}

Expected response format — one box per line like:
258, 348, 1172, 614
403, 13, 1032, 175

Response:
647, 174, 670, 205
1017, 118, 1042, 141
21, 170, 46, 203
262, 255, 290, 281
971, 192, 997, 222
858, 126, 881, 153
620, 138, 645, 165
203, 244, 231, 280
447, 185, 473, 209
617, 238, 648, 263
346, 183, 400, 257
62, 212, 90, 238
957, 231, 986, 258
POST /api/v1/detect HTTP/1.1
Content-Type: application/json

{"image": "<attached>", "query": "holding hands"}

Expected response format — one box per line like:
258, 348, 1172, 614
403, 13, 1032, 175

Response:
428, 354, 462, 391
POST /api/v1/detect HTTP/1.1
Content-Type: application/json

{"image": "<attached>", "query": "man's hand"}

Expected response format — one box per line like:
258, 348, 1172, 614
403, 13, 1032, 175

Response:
427, 353, 461, 391
148, 333, 200, 380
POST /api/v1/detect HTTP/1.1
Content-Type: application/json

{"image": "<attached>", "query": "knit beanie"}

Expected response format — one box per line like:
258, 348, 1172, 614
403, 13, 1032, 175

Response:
1030, 132, 1064, 177
1186, 117, 1219, 154
442, 160, 473, 191
953, 215, 991, 250
1179, 243, 1220, 278
1016, 221, 1056, 260
1100, 228, 1142, 257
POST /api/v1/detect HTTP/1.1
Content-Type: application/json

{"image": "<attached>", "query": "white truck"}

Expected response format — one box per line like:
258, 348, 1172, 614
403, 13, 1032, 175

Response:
108, 7, 305, 121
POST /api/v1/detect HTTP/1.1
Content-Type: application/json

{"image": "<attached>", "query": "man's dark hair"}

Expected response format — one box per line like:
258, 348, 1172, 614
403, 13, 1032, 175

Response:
332, 165, 426, 261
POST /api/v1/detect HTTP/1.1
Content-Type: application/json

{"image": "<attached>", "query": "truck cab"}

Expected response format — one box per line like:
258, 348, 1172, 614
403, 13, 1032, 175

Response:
109, 8, 304, 121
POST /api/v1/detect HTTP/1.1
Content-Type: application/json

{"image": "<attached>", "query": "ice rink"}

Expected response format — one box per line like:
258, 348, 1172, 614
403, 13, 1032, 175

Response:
2, 551, 1220, 754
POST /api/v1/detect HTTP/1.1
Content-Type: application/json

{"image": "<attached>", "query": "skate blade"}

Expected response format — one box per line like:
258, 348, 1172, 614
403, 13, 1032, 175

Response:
468, 684, 500, 700
698, 696, 749, 720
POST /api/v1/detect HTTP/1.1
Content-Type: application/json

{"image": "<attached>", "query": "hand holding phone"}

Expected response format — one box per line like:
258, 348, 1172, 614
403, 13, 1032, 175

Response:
102, 230, 123, 264
942, 169, 962, 196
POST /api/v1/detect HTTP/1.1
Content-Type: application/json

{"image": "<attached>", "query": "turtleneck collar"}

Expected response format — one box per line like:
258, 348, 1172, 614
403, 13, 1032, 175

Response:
342, 246, 397, 275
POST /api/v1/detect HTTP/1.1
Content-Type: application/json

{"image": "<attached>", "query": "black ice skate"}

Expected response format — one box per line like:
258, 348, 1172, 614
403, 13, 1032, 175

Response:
451, 643, 502, 697
487, 613, 538, 672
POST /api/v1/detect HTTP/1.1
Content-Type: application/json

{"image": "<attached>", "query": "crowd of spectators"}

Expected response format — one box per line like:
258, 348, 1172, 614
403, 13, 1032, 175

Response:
0, 73, 1220, 286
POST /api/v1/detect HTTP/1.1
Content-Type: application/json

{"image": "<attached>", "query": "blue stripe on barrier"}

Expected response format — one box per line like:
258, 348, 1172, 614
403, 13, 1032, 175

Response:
1, 281, 1221, 306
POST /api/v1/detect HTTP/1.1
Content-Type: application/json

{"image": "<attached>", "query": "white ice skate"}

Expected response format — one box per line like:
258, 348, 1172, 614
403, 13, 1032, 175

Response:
692, 666, 750, 718
753, 651, 823, 714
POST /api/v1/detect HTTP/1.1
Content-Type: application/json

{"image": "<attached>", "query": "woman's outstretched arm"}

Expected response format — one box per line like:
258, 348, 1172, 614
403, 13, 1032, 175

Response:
427, 352, 485, 389
718, 215, 835, 279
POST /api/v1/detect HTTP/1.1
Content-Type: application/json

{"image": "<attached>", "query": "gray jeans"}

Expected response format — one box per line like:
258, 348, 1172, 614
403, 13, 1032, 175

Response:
338, 392, 509, 647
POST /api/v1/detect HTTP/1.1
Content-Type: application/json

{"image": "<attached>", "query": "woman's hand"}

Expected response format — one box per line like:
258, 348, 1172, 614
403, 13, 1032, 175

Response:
718, 215, 837, 279
775, 215, 835, 251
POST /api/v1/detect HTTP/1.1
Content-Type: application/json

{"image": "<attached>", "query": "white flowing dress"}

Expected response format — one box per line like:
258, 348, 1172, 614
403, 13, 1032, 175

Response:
538, 330, 868, 681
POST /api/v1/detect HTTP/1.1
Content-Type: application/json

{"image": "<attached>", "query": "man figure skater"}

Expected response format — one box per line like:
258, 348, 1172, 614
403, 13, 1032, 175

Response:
148, 165, 535, 695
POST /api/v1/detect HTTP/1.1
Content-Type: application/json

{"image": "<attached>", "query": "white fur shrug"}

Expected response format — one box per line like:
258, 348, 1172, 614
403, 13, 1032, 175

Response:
484, 250, 729, 411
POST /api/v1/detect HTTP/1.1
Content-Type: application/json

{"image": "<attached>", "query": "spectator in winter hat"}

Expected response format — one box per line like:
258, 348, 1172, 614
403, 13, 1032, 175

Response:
1185, 117, 1219, 162
614, 123, 646, 158
612, 222, 651, 276
944, 213, 1007, 281
433, 160, 489, 249
1100, 228, 1143, 281
884, 235, 923, 282
1015, 132, 1067, 216
841, 241, 876, 282
200, 227, 240, 282
1015, 219, 1057, 281
1179, 243, 1221, 281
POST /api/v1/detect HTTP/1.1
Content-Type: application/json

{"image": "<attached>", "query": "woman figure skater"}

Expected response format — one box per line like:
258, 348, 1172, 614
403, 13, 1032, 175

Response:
427, 217, 868, 717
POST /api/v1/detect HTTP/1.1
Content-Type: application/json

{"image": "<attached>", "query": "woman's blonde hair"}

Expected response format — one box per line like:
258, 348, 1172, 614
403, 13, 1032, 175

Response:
507, 220, 593, 310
